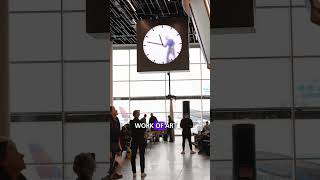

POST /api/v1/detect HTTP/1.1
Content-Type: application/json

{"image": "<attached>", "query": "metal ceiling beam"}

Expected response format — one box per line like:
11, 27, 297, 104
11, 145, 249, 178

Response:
110, 0, 197, 44
155, 0, 165, 17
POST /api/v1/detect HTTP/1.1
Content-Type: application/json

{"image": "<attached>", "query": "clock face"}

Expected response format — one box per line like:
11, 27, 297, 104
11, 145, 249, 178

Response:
143, 25, 182, 64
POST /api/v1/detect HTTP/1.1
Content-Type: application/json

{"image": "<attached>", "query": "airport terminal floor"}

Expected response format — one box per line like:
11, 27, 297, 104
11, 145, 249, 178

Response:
120, 137, 210, 180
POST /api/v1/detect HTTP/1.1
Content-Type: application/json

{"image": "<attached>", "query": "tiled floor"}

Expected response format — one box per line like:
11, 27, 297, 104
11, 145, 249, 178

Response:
120, 137, 210, 180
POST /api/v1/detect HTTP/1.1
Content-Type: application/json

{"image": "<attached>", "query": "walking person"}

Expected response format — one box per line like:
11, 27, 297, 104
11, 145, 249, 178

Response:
180, 114, 196, 154
130, 110, 147, 178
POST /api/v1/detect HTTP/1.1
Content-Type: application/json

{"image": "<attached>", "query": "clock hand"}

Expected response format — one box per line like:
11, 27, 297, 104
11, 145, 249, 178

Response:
159, 35, 164, 46
147, 41, 163, 46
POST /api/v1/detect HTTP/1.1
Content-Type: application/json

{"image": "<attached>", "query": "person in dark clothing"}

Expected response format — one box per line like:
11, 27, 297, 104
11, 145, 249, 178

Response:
180, 114, 196, 154
140, 114, 147, 124
148, 113, 160, 142
73, 153, 96, 180
107, 106, 122, 179
0, 137, 27, 180
130, 110, 147, 178
148, 113, 155, 130
167, 115, 175, 142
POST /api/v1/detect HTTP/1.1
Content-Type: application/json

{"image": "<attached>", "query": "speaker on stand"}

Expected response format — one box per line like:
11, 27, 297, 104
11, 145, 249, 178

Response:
183, 101, 190, 117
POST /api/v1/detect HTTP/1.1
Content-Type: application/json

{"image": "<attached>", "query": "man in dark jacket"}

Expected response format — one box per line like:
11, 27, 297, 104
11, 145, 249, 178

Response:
180, 114, 196, 155
0, 137, 27, 180
148, 113, 155, 130
130, 110, 147, 178
107, 106, 122, 179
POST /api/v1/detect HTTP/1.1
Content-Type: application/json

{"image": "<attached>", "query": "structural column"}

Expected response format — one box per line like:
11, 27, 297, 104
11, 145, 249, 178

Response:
0, 0, 9, 137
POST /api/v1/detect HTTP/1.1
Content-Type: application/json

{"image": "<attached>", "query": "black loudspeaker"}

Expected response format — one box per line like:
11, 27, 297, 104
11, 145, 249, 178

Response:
86, 0, 110, 33
212, 0, 254, 28
232, 124, 256, 180
182, 101, 190, 117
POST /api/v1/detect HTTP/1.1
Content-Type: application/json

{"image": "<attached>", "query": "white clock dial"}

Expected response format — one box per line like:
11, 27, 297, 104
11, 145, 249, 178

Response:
143, 25, 182, 64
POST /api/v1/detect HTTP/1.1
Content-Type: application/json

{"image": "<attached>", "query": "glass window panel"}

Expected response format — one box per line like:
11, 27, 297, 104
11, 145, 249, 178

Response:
113, 100, 129, 114
10, 122, 62, 164
118, 114, 130, 126
167, 99, 201, 112
202, 99, 210, 111
129, 112, 168, 124
166, 99, 204, 132
169, 80, 201, 96
166, 99, 203, 113
200, 49, 207, 64
189, 48, 201, 63
130, 81, 166, 97
170, 64, 201, 80
130, 100, 166, 114
112, 100, 130, 126
201, 64, 210, 80
113, 66, 129, 81
173, 112, 183, 135
113, 82, 129, 97
203, 111, 210, 122
130, 66, 166, 81
202, 80, 210, 96
130, 49, 137, 65
113, 50, 129, 65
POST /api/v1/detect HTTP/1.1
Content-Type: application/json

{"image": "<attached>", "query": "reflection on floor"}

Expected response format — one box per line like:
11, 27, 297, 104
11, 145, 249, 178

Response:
120, 137, 210, 180
214, 152, 320, 180
257, 151, 320, 180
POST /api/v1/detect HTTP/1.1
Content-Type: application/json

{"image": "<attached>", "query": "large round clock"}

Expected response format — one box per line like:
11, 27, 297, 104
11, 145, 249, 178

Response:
143, 25, 182, 64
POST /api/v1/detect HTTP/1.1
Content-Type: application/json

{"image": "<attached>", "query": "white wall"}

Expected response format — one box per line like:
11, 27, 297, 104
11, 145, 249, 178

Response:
9, 0, 111, 178
211, 0, 320, 178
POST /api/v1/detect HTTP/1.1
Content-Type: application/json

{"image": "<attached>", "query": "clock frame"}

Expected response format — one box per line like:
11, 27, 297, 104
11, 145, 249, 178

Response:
137, 17, 189, 72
